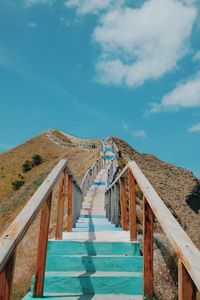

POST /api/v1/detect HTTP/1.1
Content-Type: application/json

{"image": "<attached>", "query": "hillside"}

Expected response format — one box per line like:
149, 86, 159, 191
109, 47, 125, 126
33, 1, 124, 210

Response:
0, 131, 199, 300
0, 130, 100, 235
112, 136, 200, 299
0, 129, 100, 300
112, 136, 200, 249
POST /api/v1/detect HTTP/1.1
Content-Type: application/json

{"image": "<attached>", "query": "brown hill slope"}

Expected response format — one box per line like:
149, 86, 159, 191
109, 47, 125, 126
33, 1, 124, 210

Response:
112, 137, 200, 299
0, 130, 100, 299
0, 131, 100, 235
113, 136, 200, 249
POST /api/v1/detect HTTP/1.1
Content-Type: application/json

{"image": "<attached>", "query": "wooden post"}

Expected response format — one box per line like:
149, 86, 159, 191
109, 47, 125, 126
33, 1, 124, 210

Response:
128, 169, 137, 241
0, 252, 16, 300
55, 169, 66, 240
178, 259, 196, 300
143, 197, 153, 300
119, 177, 128, 230
33, 192, 52, 297
67, 175, 73, 232
115, 183, 119, 226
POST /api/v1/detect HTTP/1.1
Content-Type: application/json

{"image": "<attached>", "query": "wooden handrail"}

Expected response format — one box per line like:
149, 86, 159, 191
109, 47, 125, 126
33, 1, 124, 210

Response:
0, 159, 67, 273
106, 160, 200, 299
0, 148, 107, 299
80, 154, 103, 189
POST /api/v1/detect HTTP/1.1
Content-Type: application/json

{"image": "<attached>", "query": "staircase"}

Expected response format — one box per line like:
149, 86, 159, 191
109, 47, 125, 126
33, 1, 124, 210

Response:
23, 146, 143, 299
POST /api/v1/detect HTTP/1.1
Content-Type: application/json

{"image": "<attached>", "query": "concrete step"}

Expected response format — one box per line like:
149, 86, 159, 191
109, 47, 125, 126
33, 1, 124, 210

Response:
47, 241, 141, 256
46, 255, 142, 272
23, 291, 143, 299
31, 271, 142, 295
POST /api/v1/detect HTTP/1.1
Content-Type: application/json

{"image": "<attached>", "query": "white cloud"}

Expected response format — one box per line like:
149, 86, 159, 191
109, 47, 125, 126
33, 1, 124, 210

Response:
132, 129, 147, 138
93, 0, 197, 87
188, 122, 200, 132
24, 0, 55, 7
193, 51, 200, 61
65, 0, 123, 15
150, 72, 200, 112
27, 22, 37, 28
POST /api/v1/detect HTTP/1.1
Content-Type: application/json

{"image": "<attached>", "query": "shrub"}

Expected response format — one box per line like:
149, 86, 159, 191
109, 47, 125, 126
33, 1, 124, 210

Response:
12, 174, 25, 190
32, 154, 43, 166
12, 180, 25, 190
22, 160, 32, 173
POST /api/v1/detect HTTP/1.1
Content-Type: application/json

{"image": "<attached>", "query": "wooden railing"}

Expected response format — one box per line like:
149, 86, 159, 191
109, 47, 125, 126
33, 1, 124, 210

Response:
0, 154, 104, 300
105, 160, 200, 300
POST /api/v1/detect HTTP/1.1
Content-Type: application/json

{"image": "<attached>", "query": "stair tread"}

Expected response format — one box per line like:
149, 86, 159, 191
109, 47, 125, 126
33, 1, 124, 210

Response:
45, 271, 142, 276
24, 292, 143, 299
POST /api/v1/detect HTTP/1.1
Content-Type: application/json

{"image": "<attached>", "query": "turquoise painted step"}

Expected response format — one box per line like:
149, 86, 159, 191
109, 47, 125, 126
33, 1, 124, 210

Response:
80, 215, 106, 219
31, 271, 142, 295
93, 181, 106, 186
47, 241, 141, 256
105, 146, 111, 151
46, 255, 142, 272
23, 291, 143, 299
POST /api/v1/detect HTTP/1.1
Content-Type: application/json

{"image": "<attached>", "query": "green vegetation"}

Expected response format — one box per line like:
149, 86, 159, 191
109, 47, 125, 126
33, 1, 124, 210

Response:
12, 174, 25, 190
32, 154, 43, 166
22, 155, 44, 173
22, 160, 32, 173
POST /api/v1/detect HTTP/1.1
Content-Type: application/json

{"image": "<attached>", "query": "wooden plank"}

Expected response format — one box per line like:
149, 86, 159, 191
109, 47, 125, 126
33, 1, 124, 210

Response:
178, 259, 196, 300
106, 164, 128, 192
0, 159, 67, 273
143, 197, 153, 300
55, 169, 67, 240
119, 177, 128, 230
128, 169, 137, 241
67, 175, 73, 232
0, 251, 16, 300
115, 183, 119, 226
33, 193, 52, 297
128, 161, 200, 291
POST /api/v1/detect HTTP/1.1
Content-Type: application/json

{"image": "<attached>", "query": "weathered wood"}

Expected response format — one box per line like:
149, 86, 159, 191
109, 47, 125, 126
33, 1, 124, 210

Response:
128, 161, 200, 291
106, 164, 128, 192
119, 177, 128, 230
0, 252, 16, 300
0, 159, 67, 273
115, 183, 120, 226
67, 175, 73, 232
178, 259, 196, 300
143, 197, 153, 300
33, 193, 52, 297
55, 169, 67, 240
128, 169, 137, 241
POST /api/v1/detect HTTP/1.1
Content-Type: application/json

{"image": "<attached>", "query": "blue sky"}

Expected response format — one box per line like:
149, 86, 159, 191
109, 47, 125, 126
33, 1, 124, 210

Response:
0, 0, 200, 177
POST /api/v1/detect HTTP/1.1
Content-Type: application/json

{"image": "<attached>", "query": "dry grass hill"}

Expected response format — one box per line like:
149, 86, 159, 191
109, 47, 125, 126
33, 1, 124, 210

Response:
0, 130, 199, 300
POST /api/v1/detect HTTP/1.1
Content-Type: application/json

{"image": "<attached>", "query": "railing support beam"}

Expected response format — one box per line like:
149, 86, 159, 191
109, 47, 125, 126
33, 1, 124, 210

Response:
0, 252, 16, 300
55, 169, 67, 240
143, 197, 153, 300
128, 169, 137, 241
67, 175, 73, 232
119, 177, 128, 230
33, 192, 52, 297
178, 260, 196, 300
